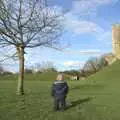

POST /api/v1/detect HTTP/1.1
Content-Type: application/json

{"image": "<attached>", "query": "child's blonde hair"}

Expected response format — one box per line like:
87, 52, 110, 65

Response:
56, 73, 64, 81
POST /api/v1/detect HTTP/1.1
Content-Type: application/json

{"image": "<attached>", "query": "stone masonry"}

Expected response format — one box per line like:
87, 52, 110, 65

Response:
112, 24, 120, 59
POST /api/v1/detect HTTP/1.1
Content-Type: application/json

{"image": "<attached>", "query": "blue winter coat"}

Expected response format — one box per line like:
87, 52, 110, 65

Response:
51, 80, 69, 99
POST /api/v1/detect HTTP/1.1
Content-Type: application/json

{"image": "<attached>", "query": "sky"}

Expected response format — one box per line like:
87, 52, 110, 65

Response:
1, 0, 120, 72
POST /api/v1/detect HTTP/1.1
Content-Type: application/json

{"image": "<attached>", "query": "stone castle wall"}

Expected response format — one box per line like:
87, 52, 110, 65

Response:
112, 24, 120, 59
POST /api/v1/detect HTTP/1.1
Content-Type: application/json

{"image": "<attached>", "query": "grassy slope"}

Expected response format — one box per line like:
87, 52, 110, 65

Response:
0, 61, 120, 120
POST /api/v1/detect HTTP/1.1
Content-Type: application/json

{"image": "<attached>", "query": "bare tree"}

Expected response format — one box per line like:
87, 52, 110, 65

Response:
0, 0, 64, 95
0, 47, 17, 63
35, 61, 56, 72
0, 63, 4, 74
83, 57, 99, 73
83, 56, 109, 76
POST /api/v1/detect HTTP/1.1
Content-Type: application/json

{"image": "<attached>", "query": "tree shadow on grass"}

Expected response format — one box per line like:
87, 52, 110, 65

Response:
67, 97, 92, 110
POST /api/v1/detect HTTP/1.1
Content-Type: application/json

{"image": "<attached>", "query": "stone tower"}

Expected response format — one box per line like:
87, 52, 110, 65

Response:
112, 24, 120, 59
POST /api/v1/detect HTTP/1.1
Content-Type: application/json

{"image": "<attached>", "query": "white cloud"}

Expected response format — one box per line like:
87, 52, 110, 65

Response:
62, 0, 117, 44
63, 60, 85, 69
64, 60, 85, 66
63, 49, 105, 56
64, 10, 106, 38
64, 61, 75, 66
72, 0, 118, 15
65, 18, 104, 35
64, 13, 111, 44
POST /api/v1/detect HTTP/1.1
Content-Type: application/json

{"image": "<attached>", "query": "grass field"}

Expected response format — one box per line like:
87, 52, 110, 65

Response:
0, 61, 120, 120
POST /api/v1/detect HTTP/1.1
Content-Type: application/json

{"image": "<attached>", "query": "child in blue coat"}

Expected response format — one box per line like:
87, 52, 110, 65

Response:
51, 73, 69, 111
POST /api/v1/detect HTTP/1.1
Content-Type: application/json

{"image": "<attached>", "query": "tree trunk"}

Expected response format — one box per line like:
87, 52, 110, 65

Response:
17, 46, 24, 95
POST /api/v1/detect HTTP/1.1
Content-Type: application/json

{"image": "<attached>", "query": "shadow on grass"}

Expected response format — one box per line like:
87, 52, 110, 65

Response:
67, 97, 92, 110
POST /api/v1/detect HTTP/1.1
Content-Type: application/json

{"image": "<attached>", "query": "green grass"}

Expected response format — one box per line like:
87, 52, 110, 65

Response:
0, 71, 58, 81
0, 61, 120, 120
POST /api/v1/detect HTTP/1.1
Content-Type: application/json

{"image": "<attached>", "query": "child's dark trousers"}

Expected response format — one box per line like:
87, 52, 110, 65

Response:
54, 96, 66, 111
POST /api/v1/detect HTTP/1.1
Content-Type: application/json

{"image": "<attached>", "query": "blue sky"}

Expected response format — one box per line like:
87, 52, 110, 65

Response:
1, 0, 120, 72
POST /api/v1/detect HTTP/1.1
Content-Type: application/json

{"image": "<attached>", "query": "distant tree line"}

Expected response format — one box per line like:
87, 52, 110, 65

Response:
0, 64, 13, 75
0, 53, 113, 79
0, 61, 57, 76
63, 53, 110, 79
24, 61, 57, 74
